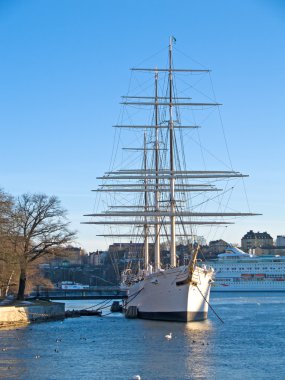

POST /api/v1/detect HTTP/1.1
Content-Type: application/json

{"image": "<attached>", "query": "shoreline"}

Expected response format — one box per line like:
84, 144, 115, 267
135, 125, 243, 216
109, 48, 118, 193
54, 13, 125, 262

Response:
0, 299, 65, 327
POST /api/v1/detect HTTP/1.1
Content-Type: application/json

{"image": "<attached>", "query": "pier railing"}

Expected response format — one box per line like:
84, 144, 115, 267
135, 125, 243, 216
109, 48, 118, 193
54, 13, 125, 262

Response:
28, 286, 128, 300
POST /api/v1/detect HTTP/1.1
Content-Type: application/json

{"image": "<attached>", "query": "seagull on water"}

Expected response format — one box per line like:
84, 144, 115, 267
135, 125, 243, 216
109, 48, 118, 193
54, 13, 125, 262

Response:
133, 376, 141, 380
165, 332, 172, 340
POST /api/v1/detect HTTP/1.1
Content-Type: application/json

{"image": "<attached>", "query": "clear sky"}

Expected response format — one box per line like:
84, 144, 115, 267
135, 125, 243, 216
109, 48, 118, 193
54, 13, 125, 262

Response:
0, 0, 284, 251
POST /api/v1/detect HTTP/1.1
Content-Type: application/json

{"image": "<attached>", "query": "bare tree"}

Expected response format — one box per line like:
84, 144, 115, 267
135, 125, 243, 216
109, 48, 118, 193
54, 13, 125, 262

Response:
0, 189, 13, 236
0, 189, 17, 296
10, 194, 76, 300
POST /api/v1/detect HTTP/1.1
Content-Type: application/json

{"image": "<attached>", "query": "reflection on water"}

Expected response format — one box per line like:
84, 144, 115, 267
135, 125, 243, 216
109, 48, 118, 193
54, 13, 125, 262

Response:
0, 325, 29, 379
185, 319, 213, 332
1, 294, 285, 379
0, 323, 28, 331
184, 320, 214, 379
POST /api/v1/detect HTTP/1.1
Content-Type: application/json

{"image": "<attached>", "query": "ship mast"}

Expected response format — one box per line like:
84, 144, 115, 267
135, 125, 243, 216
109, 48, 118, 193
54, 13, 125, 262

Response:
143, 131, 149, 270
154, 70, 160, 271
169, 36, 176, 267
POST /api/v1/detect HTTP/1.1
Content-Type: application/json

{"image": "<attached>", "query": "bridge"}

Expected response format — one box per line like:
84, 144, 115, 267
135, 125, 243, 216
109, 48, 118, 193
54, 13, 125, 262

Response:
29, 286, 128, 300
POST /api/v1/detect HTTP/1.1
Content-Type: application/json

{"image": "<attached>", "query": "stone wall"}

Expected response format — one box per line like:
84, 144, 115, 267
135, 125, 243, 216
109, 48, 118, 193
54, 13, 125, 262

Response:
0, 301, 65, 326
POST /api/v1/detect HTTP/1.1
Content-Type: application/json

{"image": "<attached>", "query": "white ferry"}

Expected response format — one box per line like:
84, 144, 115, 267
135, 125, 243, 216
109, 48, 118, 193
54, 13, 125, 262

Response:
59, 281, 90, 290
205, 246, 285, 292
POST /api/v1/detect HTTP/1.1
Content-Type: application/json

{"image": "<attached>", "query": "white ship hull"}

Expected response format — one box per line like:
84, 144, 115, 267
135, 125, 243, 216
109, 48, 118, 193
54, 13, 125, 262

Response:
126, 265, 213, 322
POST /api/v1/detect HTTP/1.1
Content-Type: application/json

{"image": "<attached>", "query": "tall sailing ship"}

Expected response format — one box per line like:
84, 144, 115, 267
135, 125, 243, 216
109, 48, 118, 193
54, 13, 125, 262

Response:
84, 38, 259, 322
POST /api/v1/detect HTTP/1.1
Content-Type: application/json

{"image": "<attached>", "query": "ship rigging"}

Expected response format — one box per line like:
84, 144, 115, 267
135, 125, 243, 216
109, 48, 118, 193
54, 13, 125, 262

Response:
83, 37, 260, 322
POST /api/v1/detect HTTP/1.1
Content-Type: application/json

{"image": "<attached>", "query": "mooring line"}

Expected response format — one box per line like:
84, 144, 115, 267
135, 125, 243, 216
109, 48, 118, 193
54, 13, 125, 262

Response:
197, 285, 224, 324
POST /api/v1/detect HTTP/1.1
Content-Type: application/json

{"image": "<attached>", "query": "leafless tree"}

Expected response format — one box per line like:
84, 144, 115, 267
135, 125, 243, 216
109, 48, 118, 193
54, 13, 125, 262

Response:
9, 193, 76, 299
0, 189, 17, 295
0, 189, 13, 236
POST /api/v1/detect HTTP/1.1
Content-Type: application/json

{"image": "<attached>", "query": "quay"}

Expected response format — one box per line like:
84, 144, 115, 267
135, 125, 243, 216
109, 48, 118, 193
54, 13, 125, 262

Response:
29, 286, 128, 300
0, 300, 65, 327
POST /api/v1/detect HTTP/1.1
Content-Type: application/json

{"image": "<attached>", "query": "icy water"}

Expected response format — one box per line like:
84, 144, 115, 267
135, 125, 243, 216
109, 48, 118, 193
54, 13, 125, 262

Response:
1, 293, 285, 380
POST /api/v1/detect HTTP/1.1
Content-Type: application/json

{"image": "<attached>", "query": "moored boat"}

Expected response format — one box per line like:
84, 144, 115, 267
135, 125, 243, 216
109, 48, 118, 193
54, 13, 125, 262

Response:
84, 38, 259, 321
206, 246, 285, 292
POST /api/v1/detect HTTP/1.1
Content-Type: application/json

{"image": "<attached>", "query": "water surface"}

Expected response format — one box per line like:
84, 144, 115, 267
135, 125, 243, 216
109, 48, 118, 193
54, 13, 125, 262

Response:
1, 293, 285, 379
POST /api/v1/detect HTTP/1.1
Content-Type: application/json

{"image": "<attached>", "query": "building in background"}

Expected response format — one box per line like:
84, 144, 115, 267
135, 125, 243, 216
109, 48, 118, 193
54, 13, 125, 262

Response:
200, 239, 229, 259
241, 230, 273, 252
276, 236, 285, 247
255, 246, 285, 256
89, 250, 102, 266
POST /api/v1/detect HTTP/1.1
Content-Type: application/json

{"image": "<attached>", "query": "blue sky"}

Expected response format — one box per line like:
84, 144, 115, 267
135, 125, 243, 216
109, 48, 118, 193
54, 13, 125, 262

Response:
0, 0, 284, 251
